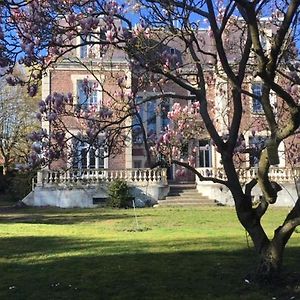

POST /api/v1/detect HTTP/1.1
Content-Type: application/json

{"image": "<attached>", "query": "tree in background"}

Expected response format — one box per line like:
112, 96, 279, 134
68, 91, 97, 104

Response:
0, 69, 40, 174
1, 0, 300, 281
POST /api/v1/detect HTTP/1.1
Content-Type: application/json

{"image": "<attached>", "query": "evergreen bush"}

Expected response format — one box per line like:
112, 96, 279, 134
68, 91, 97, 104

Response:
107, 179, 133, 208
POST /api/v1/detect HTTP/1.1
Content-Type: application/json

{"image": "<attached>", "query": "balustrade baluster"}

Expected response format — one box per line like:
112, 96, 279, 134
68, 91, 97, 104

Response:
153, 170, 157, 182
65, 170, 69, 183
132, 170, 137, 181
109, 170, 113, 181
56, 172, 60, 184
61, 171, 65, 184
143, 169, 147, 181
49, 172, 54, 184
104, 170, 108, 182
157, 169, 161, 182
124, 169, 129, 181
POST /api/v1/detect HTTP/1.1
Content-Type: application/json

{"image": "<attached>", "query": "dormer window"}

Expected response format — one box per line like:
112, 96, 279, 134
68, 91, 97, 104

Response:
78, 31, 107, 59
79, 35, 92, 59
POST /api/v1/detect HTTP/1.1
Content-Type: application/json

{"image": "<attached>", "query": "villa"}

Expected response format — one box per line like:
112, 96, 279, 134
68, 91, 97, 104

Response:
23, 23, 300, 208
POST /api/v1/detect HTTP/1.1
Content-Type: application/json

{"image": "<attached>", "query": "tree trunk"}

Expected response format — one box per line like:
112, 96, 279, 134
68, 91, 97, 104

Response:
222, 160, 293, 283
230, 188, 283, 282
3, 156, 10, 175
257, 241, 283, 282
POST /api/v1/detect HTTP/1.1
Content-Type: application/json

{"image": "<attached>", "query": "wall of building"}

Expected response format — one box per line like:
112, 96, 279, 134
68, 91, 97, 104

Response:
196, 179, 299, 207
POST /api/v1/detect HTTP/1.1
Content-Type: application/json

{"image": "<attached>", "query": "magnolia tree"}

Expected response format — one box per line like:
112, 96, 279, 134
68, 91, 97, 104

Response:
1, 0, 300, 281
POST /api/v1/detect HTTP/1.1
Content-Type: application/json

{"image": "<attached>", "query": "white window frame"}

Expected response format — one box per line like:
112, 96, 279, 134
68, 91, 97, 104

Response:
73, 138, 108, 170
71, 75, 104, 110
76, 79, 102, 109
198, 140, 212, 168
77, 29, 108, 60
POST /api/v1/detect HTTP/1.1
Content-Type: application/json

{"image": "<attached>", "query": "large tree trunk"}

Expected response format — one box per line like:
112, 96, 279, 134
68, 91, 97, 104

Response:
257, 241, 283, 281
223, 162, 279, 281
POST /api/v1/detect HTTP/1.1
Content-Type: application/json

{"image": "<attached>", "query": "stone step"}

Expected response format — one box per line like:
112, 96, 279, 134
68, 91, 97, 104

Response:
167, 191, 202, 196
169, 184, 197, 190
159, 198, 214, 203
157, 183, 215, 207
164, 197, 211, 202
157, 200, 214, 206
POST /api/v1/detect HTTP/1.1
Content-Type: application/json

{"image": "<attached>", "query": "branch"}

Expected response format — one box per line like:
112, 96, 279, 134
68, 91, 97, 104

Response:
144, 0, 209, 19
274, 197, 300, 247
280, 217, 300, 235
245, 178, 269, 219
206, 0, 238, 85
172, 159, 229, 186
267, 0, 300, 75
245, 178, 257, 196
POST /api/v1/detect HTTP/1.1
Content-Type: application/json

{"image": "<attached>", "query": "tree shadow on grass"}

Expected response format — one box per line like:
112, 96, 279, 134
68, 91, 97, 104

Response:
0, 236, 299, 300
0, 207, 150, 225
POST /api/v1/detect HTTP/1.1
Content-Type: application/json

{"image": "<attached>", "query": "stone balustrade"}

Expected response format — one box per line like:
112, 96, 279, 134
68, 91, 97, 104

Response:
196, 167, 300, 183
35, 168, 168, 187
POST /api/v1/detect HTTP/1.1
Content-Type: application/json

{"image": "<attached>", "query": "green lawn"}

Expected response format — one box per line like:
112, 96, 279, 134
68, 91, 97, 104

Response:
0, 206, 299, 300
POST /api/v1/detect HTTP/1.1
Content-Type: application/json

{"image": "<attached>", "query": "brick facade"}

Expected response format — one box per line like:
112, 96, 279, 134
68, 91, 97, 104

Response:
43, 29, 299, 179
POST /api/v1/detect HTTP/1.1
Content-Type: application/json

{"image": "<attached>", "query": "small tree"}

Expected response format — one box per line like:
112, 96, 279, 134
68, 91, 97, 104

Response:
107, 179, 132, 208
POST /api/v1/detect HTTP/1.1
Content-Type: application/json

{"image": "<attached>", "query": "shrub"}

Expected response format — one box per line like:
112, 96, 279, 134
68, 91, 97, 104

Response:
0, 170, 36, 202
0, 172, 9, 193
107, 179, 133, 208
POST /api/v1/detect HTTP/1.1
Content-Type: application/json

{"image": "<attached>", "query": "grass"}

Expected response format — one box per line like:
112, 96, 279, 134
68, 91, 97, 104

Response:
0, 205, 299, 300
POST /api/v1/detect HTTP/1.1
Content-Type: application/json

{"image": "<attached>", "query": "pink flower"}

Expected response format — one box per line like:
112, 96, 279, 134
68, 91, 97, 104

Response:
105, 30, 115, 43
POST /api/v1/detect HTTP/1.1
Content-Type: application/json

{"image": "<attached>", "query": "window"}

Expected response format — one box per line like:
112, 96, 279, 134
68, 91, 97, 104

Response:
73, 139, 105, 169
132, 96, 144, 144
249, 136, 266, 167
252, 83, 263, 113
199, 140, 212, 168
79, 35, 92, 59
79, 31, 108, 59
77, 80, 101, 109
147, 100, 157, 138
133, 160, 142, 168
132, 96, 171, 144
170, 48, 176, 55
160, 100, 170, 131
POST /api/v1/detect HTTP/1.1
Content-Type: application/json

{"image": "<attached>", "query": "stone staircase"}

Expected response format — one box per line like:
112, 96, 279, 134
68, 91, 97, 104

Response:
157, 183, 215, 207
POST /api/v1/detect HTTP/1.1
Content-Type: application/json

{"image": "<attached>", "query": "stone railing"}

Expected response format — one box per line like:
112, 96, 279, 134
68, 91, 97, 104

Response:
35, 168, 168, 188
196, 167, 300, 183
